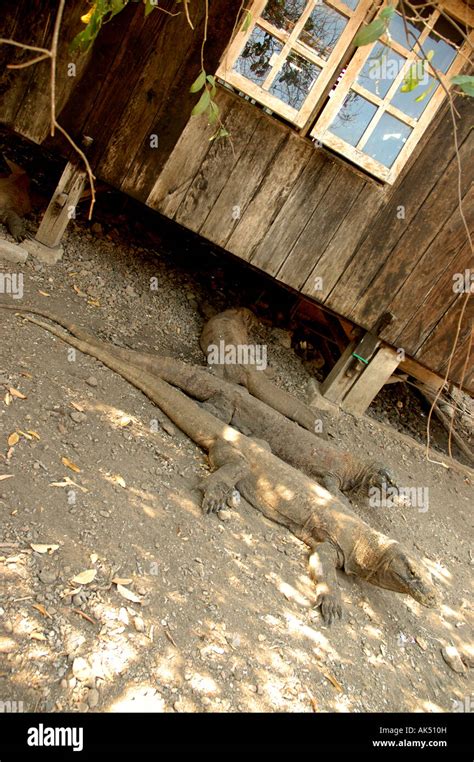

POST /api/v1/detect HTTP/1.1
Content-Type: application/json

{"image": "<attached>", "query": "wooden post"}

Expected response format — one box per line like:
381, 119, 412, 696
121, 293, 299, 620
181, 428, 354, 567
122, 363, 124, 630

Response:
35, 161, 87, 248
320, 340, 358, 403
342, 345, 401, 416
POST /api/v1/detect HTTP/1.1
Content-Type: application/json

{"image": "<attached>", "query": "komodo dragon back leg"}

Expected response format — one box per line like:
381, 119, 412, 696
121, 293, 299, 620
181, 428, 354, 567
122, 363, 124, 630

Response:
308, 543, 343, 626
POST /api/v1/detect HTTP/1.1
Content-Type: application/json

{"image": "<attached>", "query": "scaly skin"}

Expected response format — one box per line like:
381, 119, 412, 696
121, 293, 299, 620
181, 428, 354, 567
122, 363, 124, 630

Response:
0, 305, 439, 622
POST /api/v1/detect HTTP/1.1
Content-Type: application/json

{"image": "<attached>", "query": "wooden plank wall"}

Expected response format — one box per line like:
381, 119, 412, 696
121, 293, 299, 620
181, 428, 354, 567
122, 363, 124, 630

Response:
1, 2, 471, 392
149, 88, 473, 392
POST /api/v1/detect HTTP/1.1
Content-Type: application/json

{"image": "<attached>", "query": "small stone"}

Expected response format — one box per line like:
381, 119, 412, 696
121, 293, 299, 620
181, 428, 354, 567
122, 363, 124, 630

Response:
91, 223, 103, 236
441, 646, 466, 674
38, 568, 58, 585
70, 411, 86, 423
86, 376, 98, 387
218, 509, 232, 522
76, 702, 89, 713
87, 688, 99, 708
72, 657, 92, 682
23, 239, 63, 265
133, 616, 145, 632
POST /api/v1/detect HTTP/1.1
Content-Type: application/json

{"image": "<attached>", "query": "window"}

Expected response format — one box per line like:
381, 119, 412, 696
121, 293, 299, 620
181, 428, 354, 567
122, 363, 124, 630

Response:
217, 1, 473, 183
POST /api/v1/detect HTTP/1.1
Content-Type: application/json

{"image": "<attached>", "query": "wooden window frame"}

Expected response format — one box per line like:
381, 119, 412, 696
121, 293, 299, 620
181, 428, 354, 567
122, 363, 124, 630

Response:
216, 0, 376, 128
311, 3, 474, 183
217, 1, 473, 184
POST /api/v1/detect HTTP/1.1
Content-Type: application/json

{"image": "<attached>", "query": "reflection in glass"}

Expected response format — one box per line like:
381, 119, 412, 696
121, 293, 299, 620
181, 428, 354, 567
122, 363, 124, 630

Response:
363, 113, 412, 167
234, 27, 283, 85
262, 0, 308, 33
269, 52, 321, 108
388, 11, 421, 50
424, 35, 457, 73
391, 73, 437, 119
357, 43, 405, 98
342, 0, 359, 9
299, 3, 348, 60
328, 91, 377, 146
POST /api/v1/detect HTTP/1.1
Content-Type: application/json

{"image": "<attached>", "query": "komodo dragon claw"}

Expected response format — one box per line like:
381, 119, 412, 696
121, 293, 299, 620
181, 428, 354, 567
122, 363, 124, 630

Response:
202, 481, 235, 514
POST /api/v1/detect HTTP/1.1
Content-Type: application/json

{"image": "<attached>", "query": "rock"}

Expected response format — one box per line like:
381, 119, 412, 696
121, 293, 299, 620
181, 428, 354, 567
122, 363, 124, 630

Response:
70, 411, 87, 423
38, 568, 58, 585
72, 657, 92, 682
0, 239, 28, 264
133, 616, 145, 632
441, 646, 466, 673
87, 688, 100, 708
22, 239, 63, 265
86, 376, 98, 387
218, 509, 232, 522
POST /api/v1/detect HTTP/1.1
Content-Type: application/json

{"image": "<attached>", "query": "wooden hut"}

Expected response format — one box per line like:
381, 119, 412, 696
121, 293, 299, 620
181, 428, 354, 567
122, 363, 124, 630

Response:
1, 0, 473, 411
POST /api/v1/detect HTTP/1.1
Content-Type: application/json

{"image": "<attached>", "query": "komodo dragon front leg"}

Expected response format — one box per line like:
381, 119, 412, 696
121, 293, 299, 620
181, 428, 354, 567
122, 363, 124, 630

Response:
308, 544, 343, 626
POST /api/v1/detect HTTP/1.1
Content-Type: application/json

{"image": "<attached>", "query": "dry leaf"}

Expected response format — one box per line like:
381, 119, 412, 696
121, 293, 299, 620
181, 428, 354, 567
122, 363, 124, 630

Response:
4, 392, 12, 406
20, 371, 33, 379
111, 577, 132, 586
111, 474, 126, 488
322, 670, 343, 692
27, 431, 41, 440
61, 457, 81, 474
118, 415, 132, 428
71, 569, 96, 585
73, 285, 87, 298
38, 290, 50, 297
116, 584, 142, 603
30, 543, 59, 555
70, 402, 84, 412
72, 609, 96, 625
49, 477, 88, 493
30, 631, 47, 641
6, 448, 14, 461
0, 475, 14, 482
7, 432, 19, 447
18, 430, 33, 440
32, 603, 53, 619
87, 299, 101, 308
90, 553, 98, 564
9, 387, 26, 400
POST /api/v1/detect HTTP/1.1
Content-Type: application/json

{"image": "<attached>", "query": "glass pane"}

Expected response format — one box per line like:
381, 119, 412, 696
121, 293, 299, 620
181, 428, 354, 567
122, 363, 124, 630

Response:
262, 0, 308, 34
391, 73, 438, 119
424, 34, 457, 73
299, 3, 348, 60
363, 113, 412, 167
342, 0, 359, 10
388, 11, 421, 50
328, 91, 378, 146
357, 43, 405, 98
234, 27, 283, 86
269, 52, 321, 109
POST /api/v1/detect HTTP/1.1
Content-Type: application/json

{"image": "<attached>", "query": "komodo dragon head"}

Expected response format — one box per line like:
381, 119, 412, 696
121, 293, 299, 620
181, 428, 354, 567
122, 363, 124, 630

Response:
368, 544, 439, 608
367, 462, 397, 489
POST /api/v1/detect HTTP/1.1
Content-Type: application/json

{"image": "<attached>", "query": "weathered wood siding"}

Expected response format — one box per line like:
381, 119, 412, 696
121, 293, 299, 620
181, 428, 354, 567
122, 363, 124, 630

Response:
1, 1, 472, 391
149, 88, 473, 391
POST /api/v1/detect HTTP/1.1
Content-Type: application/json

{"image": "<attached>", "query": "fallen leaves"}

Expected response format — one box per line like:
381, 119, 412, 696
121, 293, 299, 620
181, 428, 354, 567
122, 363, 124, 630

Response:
9, 387, 27, 400
115, 584, 142, 603
32, 603, 53, 619
7, 432, 20, 447
61, 457, 82, 474
71, 569, 96, 585
30, 544, 59, 555
0, 474, 14, 482
49, 477, 88, 493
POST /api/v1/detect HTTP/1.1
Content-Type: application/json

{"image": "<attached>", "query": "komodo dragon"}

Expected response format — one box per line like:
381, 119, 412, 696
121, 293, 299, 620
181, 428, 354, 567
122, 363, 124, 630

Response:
0, 304, 396, 502
200, 307, 321, 434
0, 158, 31, 241
0, 306, 438, 623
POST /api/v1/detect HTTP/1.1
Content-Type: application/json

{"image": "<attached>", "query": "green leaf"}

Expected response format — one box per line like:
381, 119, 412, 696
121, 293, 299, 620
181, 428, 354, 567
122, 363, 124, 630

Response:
110, 0, 127, 18
414, 82, 435, 102
144, 0, 156, 16
207, 100, 219, 125
210, 126, 229, 142
206, 74, 217, 97
451, 74, 474, 97
379, 6, 396, 22
190, 70, 207, 93
192, 87, 211, 116
353, 18, 387, 47
242, 10, 252, 32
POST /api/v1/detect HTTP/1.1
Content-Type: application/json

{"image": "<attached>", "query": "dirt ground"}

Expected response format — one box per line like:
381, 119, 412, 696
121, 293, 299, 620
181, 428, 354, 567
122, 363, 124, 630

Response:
0, 177, 473, 714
